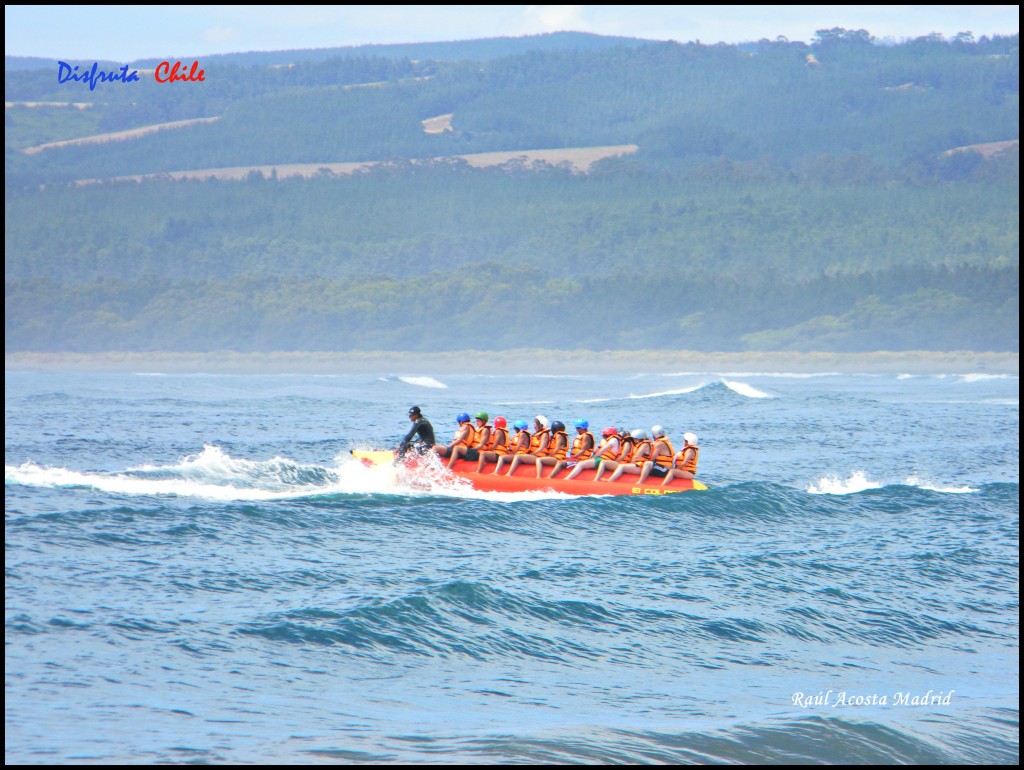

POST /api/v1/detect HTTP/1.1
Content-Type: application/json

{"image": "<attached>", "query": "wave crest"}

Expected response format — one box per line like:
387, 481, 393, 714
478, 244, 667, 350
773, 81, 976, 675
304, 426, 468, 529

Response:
396, 375, 448, 389
807, 471, 978, 495
598, 379, 775, 403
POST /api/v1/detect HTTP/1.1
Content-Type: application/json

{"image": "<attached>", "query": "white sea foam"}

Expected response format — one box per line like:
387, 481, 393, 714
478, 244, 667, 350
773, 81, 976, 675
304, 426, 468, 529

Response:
383, 450, 577, 500
5, 460, 309, 501
903, 475, 978, 494
626, 383, 709, 400
807, 470, 979, 495
5, 445, 576, 503
593, 378, 771, 402
658, 371, 842, 378
397, 376, 448, 389
928, 372, 1018, 382
957, 372, 1015, 383
132, 444, 299, 485
6, 445, 402, 502
721, 379, 773, 398
807, 471, 883, 495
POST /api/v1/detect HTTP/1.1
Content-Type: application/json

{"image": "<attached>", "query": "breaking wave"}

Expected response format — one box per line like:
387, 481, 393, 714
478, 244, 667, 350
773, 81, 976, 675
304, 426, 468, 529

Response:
394, 375, 448, 388
807, 470, 979, 495
4, 445, 575, 505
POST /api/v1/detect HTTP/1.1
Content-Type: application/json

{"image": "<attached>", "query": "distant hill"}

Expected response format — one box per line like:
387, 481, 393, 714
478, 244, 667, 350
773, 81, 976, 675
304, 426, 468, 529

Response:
6, 32, 1019, 186
4, 55, 65, 71
4, 31, 651, 71
4, 30, 1019, 354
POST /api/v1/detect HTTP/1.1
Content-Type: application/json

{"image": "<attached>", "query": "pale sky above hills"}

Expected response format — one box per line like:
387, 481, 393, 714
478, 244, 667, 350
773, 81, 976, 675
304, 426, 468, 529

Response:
6, 5, 1020, 62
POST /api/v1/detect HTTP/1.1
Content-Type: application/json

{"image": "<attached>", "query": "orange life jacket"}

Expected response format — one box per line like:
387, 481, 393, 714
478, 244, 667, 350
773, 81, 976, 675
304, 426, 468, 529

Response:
675, 446, 699, 474
529, 428, 551, 454
453, 423, 474, 448
542, 430, 569, 460
650, 437, 676, 469
594, 436, 620, 460
487, 426, 509, 453
616, 437, 635, 462
570, 431, 595, 460
629, 439, 652, 464
472, 422, 491, 448
513, 429, 533, 455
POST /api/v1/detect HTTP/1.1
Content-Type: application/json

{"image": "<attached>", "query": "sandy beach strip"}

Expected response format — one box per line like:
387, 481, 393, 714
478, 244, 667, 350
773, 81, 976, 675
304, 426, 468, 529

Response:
5, 350, 1018, 376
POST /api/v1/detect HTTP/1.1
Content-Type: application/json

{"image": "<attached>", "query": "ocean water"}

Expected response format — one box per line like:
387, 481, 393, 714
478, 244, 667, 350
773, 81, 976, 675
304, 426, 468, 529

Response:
5, 367, 1019, 764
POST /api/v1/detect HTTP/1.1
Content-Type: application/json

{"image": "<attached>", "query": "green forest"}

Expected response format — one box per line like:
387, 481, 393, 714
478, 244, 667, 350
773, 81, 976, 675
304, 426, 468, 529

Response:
4, 30, 1020, 353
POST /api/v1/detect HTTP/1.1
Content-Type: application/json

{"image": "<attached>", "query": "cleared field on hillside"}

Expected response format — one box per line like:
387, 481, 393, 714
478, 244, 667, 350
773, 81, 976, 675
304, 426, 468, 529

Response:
22, 117, 222, 154
74, 144, 639, 184
942, 139, 1019, 158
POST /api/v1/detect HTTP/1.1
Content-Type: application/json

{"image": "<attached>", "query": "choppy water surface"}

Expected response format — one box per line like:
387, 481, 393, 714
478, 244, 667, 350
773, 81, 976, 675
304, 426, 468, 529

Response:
5, 369, 1019, 764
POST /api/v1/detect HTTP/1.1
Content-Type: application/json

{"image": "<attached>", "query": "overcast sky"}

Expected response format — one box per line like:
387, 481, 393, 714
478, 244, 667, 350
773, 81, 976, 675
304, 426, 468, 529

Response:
5, 5, 1020, 62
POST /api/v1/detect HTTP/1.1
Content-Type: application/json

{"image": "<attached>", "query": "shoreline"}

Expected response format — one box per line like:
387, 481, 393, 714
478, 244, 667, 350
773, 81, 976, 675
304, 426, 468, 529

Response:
5, 350, 1018, 375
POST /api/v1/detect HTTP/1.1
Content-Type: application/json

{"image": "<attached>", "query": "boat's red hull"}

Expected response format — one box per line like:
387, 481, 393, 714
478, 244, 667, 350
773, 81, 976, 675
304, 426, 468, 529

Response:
354, 451, 705, 496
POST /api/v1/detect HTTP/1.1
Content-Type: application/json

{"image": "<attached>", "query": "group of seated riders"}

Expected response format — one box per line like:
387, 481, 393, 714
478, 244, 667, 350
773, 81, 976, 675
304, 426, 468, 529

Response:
434, 412, 698, 485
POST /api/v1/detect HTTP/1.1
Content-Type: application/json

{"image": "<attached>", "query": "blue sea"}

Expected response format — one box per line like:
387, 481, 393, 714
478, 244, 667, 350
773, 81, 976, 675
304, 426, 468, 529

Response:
5, 367, 1019, 764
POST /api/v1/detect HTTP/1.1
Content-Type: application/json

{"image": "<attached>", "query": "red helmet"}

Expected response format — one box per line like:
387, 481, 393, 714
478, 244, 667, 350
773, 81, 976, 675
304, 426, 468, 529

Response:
494, 416, 507, 429
601, 426, 617, 437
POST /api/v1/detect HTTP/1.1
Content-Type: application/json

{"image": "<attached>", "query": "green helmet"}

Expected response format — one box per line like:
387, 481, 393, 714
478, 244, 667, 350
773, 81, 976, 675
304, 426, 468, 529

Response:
474, 411, 489, 422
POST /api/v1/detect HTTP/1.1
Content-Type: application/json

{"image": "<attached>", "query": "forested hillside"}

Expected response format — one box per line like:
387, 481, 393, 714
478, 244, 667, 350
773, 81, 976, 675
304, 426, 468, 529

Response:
4, 30, 1019, 353
6, 31, 1019, 183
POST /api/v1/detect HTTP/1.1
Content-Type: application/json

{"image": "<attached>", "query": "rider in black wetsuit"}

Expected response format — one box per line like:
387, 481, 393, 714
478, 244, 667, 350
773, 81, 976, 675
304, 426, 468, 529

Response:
397, 406, 435, 458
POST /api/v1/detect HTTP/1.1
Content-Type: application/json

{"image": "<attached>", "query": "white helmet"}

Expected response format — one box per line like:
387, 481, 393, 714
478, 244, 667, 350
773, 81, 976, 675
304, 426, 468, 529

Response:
651, 424, 665, 438
683, 432, 698, 446
631, 429, 647, 440
534, 415, 549, 429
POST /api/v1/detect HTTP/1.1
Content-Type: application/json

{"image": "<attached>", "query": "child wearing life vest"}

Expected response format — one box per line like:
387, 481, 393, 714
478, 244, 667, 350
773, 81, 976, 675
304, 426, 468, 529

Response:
499, 415, 554, 476
447, 411, 491, 469
660, 432, 699, 485
599, 429, 654, 482
564, 426, 620, 481
474, 416, 512, 473
490, 418, 534, 475
545, 419, 595, 478
636, 425, 675, 484
433, 412, 474, 460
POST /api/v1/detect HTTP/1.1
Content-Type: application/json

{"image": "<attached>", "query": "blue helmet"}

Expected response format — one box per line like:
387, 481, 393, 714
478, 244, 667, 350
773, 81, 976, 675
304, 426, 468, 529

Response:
513, 419, 528, 431
456, 412, 471, 423
574, 419, 589, 430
